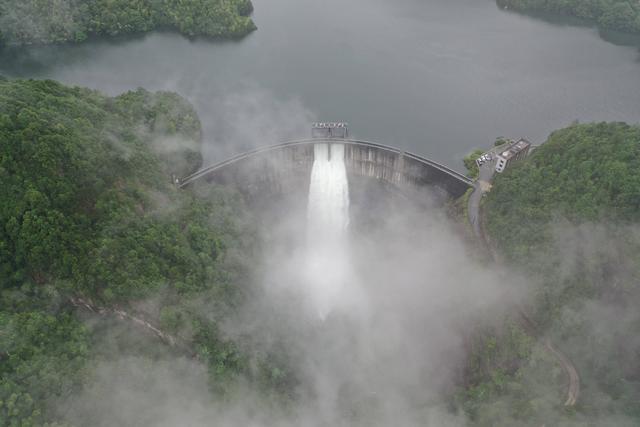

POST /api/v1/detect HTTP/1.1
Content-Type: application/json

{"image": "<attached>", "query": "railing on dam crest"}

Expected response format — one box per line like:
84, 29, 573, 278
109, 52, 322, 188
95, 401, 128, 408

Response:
179, 138, 473, 199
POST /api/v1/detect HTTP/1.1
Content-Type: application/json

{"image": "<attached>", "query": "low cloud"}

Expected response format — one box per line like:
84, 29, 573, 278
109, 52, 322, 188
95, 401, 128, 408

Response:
196, 86, 315, 163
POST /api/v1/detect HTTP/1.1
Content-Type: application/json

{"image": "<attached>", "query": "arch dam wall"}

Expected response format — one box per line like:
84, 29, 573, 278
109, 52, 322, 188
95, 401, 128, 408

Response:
180, 139, 473, 201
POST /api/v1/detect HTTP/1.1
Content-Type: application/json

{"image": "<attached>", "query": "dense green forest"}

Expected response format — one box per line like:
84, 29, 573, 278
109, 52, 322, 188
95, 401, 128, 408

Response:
0, 0, 256, 46
0, 79, 291, 425
3, 78, 640, 426
486, 122, 640, 263
465, 122, 640, 425
497, 0, 640, 34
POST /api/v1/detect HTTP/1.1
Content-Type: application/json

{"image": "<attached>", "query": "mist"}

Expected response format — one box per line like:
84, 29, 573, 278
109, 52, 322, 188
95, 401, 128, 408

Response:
55, 152, 537, 426
198, 87, 315, 164
2, 0, 639, 424
47, 126, 640, 426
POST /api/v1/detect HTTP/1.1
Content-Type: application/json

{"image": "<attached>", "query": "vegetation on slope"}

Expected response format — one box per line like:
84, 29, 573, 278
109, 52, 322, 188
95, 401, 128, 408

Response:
0, 79, 210, 298
486, 122, 640, 261
4, 79, 639, 426
0, 79, 290, 425
463, 122, 640, 425
497, 0, 640, 34
463, 149, 484, 179
0, 0, 256, 46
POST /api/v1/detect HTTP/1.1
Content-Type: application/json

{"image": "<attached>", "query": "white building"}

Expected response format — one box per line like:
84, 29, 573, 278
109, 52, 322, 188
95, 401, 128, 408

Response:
495, 139, 531, 173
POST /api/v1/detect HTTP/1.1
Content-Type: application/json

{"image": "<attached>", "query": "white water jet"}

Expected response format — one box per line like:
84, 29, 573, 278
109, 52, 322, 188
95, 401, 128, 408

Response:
308, 143, 350, 235
306, 143, 351, 319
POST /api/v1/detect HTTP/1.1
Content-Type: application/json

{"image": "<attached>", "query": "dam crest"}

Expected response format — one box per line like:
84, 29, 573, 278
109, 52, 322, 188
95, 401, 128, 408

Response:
180, 138, 473, 201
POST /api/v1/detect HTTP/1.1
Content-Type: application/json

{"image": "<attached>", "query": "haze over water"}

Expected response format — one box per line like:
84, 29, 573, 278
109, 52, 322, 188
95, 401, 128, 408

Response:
1, 0, 639, 169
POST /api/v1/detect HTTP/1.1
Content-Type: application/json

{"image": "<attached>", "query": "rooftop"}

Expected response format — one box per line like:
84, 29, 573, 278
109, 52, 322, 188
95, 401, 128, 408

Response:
498, 138, 531, 161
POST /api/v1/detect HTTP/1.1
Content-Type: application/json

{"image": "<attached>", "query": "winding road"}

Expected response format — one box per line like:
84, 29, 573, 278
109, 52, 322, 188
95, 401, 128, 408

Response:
466, 156, 580, 408
69, 297, 198, 358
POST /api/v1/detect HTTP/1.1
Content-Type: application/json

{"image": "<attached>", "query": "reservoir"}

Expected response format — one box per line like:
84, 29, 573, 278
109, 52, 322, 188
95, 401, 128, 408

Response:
1, 0, 639, 169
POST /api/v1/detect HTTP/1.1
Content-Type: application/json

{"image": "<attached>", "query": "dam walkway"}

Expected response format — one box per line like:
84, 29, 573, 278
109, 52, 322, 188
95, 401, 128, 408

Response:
180, 138, 473, 200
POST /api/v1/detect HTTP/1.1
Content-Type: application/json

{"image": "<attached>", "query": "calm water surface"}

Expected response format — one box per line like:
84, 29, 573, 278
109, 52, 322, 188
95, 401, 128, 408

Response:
1, 0, 639, 169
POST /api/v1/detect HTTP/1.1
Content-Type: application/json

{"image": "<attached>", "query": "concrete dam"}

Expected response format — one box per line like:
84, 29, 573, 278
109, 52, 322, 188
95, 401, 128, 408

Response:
180, 133, 473, 316
180, 139, 473, 202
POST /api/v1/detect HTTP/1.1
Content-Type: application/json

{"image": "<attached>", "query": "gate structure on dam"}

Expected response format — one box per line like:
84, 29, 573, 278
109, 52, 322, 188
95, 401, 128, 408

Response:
179, 132, 473, 200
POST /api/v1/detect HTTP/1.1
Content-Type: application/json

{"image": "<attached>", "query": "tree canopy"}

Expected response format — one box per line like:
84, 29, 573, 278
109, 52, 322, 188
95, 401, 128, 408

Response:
0, 79, 286, 425
466, 122, 640, 425
0, 0, 256, 46
486, 122, 640, 262
0, 79, 220, 300
497, 0, 640, 34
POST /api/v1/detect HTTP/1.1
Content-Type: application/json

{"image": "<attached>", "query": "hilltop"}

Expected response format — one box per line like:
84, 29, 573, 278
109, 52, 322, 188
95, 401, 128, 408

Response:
497, 0, 640, 35
462, 122, 640, 425
0, 79, 288, 425
0, 0, 256, 46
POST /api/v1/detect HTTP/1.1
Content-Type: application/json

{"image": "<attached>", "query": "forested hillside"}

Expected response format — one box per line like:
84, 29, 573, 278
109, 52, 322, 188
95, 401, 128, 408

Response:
0, 0, 256, 46
487, 122, 640, 262
463, 122, 640, 425
497, 0, 640, 34
4, 79, 640, 425
0, 79, 288, 425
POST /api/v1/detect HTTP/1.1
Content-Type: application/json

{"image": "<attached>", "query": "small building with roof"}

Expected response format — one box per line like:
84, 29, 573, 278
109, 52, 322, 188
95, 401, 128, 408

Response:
312, 122, 349, 139
495, 138, 531, 173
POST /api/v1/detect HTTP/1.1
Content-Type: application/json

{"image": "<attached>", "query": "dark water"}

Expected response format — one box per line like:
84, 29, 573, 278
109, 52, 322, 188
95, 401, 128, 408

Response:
1, 0, 639, 170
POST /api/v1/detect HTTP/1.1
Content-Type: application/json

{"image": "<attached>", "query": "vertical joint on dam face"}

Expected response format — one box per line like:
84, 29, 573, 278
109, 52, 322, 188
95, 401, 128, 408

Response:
397, 152, 406, 185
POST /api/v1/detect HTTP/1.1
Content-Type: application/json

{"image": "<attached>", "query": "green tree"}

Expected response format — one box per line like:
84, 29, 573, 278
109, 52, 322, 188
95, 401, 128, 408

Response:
496, 0, 640, 35
0, 310, 89, 426
0, 0, 256, 46
463, 149, 485, 179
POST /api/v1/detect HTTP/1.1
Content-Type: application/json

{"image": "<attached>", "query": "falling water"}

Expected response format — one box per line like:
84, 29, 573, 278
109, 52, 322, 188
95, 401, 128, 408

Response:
306, 143, 350, 318
308, 143, 350, 235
